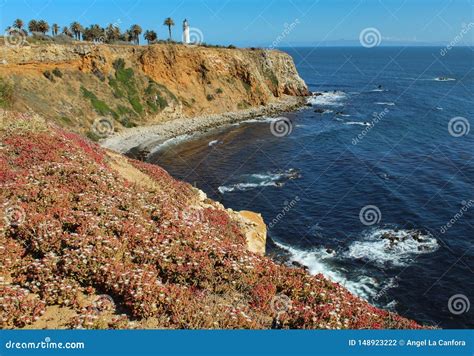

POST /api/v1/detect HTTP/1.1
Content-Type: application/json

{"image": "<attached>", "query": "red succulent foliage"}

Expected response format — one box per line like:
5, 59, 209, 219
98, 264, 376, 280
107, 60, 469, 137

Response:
0, 113, 424, 330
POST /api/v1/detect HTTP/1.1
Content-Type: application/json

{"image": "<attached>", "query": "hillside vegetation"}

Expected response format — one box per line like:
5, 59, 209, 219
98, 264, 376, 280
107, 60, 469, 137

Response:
0, 112, 421, 329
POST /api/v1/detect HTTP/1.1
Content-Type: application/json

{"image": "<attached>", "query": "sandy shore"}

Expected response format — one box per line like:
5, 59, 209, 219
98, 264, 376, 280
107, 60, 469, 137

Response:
101, 96, 307, 155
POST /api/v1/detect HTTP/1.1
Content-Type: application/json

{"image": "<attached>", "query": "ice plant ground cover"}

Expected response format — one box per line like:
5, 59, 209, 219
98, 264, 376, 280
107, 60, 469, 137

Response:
0, 112, 422, 329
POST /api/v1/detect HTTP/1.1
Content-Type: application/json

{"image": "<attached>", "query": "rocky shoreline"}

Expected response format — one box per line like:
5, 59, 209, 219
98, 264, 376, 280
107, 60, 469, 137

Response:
101, 96, 307, 155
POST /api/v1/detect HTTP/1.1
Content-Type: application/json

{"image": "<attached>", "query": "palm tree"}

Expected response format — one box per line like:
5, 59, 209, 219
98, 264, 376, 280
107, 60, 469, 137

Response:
130, 24, 142, 44
122, 29, 133, 42
28, 20, 38, 33
163, 17, 175, 41
105, 24, 121, 43
144, 30, 157, 44
62, 26, 73, 37
70, 22, 82, 40
37, 20, 49, 35
13, 19, 24, 30
83, 24, 104, 42
52, 23, 59, 36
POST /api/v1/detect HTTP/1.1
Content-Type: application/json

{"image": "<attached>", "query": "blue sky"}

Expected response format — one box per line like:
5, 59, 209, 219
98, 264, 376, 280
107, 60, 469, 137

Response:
1, 0, 473, 46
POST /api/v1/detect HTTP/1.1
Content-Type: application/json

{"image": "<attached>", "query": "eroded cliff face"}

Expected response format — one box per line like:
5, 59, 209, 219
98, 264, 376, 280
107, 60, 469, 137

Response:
0, 43, 308, 136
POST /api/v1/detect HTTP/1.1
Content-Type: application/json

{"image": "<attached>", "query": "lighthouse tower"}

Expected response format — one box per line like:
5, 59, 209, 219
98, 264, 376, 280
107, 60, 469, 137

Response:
183, 19, 190, 44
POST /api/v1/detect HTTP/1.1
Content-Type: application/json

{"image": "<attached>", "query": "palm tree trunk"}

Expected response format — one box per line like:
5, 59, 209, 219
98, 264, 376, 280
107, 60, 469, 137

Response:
168, 26, 171, 40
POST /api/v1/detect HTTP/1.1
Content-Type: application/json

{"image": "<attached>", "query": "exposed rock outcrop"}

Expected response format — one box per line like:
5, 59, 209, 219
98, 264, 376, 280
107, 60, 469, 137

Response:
237, 211, 267, 255
190, 185, 267, 255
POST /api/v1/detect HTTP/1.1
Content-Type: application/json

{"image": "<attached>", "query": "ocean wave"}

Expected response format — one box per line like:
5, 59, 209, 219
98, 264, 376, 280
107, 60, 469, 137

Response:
218, 182, 275, 193
345, 121, 372, 127
384, 300, 398, 311
375, 102, 395, 106
218, 169, 300, 194
240, 116, 282, 125
433, 77, 456, 82
370, 88, 388, 92
208, 139, 220, 147
148, 134, 192, 154
307, 91, 347, 107
273, 240, 393, 300
346, 228, 439, 267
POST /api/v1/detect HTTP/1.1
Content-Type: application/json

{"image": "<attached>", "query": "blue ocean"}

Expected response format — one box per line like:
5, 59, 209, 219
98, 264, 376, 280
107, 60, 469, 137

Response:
148, 47, 474, 328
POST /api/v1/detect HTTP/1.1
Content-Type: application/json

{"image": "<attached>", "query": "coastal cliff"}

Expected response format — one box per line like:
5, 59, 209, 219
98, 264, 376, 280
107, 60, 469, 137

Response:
0, 43, 309, 137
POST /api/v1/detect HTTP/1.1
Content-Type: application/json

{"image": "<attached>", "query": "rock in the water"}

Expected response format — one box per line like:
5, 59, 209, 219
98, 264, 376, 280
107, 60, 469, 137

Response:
291, 261, 309, 270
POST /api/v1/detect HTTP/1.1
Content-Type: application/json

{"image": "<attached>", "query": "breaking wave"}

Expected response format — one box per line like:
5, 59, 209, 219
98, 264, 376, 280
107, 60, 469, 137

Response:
307, 91, 347, 107
433, 77, 456, 82
148, 134, 192, 154
218, 169, 301, 193
345, 121, 372, 127
273, 240, 397, 300
208, 139, 220, 147
375, 102, 395, 106
346, 228, 439, 267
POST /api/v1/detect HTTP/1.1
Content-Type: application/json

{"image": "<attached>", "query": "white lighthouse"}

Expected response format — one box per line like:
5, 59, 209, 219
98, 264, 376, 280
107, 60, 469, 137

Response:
183, 19, 190, 44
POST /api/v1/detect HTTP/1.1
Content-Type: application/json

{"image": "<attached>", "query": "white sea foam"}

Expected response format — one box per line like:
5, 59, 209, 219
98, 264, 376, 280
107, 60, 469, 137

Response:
433, 77, 456, 82
218, 182, 277, 193
148, 134, 192, 154
240, 116, 281, 124
345, 121, 372, 127
307, 91, 347, 107
218, 169, 300, 194
273, 240, 383, 299
208, 139, 220, 147
346, 228, 439, 267
385, 300, 398, 311
375, 102, 395, 106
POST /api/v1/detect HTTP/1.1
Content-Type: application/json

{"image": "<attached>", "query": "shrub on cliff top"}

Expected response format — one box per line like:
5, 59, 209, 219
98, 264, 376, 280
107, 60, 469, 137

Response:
112, 58, 126, 71
52, 68, 63, 78
43, 70, 55, 82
